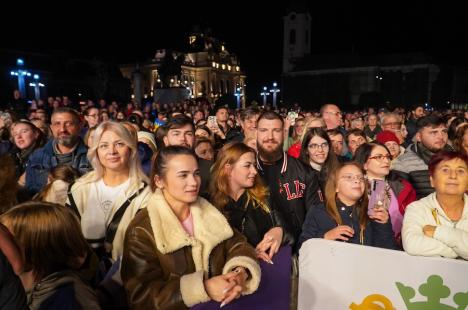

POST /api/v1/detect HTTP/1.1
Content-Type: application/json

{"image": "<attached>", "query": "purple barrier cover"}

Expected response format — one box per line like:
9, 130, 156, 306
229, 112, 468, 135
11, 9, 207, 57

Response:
191, 246, 292, 310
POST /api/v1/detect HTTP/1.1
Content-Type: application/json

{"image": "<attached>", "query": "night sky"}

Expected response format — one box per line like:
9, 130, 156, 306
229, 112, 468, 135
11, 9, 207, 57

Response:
3, 1, 468, 102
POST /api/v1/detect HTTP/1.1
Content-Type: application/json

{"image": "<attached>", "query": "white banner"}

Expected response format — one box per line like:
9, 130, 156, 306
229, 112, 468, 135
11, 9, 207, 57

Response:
298, 239, 468, 310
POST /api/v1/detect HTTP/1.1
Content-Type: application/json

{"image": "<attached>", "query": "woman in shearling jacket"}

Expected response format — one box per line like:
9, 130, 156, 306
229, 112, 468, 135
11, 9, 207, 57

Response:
121, 146, 261, 309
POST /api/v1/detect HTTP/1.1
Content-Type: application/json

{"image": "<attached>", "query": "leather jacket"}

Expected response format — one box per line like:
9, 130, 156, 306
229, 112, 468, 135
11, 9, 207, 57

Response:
121, 190, 261, 309
223, 191, 295, 247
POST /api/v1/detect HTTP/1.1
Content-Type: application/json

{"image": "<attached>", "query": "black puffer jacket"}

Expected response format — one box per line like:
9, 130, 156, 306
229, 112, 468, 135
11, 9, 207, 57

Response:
392, 143, 452, 199
223, 191, 295, 247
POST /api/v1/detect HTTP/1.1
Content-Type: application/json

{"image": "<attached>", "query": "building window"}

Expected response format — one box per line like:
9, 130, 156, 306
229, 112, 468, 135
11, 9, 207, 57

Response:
289, 29, 296, 45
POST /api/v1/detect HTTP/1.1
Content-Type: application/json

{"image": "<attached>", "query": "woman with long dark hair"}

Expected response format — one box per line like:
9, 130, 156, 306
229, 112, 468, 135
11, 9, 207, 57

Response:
299, 128, 339, 191
354, 143, 416, 246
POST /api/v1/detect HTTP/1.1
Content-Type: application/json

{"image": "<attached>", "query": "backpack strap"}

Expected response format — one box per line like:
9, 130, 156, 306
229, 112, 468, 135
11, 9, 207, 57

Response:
65, 182, 81, 220
104, 182, 148, 252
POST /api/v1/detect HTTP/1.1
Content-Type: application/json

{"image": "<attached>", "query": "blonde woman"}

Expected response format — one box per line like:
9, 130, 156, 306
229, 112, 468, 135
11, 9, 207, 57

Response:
66, 121, 151, 263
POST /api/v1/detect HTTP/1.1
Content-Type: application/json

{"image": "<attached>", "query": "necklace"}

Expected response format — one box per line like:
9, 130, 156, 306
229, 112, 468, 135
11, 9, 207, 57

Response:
437, 199, 464, 222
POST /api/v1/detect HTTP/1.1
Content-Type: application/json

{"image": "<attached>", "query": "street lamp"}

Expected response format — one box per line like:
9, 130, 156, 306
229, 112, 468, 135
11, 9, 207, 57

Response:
10, 58, 31, 98
270, 82, 280, 108
260, 86, 270, 106
29, 74, 45, 100
235, 87, 241, 109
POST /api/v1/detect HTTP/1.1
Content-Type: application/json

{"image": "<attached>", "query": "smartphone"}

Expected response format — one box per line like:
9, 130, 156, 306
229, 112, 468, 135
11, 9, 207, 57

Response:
368, 181, 388, 216
287, 111, 299, 126
207, 115, 218, 129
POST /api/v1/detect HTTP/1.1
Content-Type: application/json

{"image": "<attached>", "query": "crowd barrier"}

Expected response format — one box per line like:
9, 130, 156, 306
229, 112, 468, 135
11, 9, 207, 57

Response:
298, 239, 468, 309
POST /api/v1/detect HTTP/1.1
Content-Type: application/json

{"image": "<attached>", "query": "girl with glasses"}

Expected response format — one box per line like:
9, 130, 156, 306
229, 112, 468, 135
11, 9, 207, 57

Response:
299, 128, 339, 192
298, 162, 395, 250
354, 143, 416, 247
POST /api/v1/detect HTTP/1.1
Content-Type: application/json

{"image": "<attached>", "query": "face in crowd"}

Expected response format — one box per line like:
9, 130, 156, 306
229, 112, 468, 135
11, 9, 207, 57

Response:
430, 157, 468, 196
227, 151, 258, 190
322, 105, 342, 130
85, 108, 100, 128
347, 133, 366, 155
329, 133, 344, 156
364, 145, 392, 179
50, 112, 81, 148
195, 141, 214, 161
384, 140, 400, 159
97, 130, 131, 173
11, 123, 39, 150
307, 135, 329, 165
216, 108, 229, 123
417, 125, 448, 152
240, 114, 259, 139
381, 115, 401, 132
368, 114, 378, 127
154, 153, 201, 205
164, 124, 195, 149
412, 107, 424, 119
336, 164, 366, 205
256, 117, 284, 162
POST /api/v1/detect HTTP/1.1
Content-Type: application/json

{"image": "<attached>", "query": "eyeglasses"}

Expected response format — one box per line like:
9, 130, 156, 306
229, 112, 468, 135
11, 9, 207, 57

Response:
383, 121, 402, 128
308, 142, 329, 151
368, 154, 392, 161
340, 174, 366, 183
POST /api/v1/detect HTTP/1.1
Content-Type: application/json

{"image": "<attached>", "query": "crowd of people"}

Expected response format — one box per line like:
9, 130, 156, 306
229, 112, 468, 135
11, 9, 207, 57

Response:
0, 91, 467, 309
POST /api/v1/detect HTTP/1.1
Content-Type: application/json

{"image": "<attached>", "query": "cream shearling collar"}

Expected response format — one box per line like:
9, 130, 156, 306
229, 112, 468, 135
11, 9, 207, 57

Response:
147, 189, 234, 272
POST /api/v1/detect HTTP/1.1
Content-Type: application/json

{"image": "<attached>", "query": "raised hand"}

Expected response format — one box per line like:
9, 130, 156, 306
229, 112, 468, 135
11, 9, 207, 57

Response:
369, 207, 389, 224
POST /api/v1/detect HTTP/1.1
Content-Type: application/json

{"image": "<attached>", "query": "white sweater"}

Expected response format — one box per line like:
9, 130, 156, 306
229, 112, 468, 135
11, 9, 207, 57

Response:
402, 193, 468, 260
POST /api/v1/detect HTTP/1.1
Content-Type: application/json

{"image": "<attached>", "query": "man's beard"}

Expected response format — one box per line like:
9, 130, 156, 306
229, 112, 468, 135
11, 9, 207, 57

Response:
56, 135, 79, 148
258, 141, 283, 163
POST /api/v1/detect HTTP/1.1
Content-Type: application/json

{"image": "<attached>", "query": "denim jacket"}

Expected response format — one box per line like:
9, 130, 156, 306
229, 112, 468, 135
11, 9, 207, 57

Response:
25, 139, 92, 195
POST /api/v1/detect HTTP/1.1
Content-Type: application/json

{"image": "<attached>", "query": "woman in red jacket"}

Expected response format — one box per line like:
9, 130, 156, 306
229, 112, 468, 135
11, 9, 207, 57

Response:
354, 143, 416, 247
